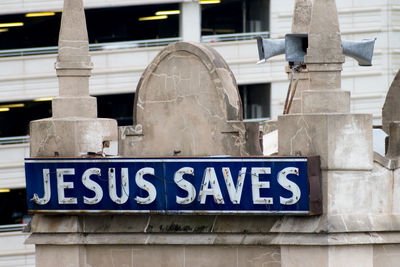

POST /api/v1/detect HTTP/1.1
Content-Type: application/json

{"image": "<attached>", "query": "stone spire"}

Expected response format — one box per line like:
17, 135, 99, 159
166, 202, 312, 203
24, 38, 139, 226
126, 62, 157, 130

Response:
278, 0, 372, 168
305, 0, 344, 69
302, 0, 349, 113
291, 0, 312, 34
382, 70, 400, 135
286, 0, 312, 114
29, 0, 117, 157
53, 0, 97, 118
382, 70, 400, 159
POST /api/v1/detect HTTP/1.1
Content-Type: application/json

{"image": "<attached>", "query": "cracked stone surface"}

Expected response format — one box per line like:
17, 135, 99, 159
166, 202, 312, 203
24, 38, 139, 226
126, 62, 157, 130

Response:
305, 0, 344, 66
34, 244, 281, 267
278, 113, 373, 170
29, 0, 118, 157
301, 0, 349, 113
291, 0, 312, 34
120, 42, 261, 156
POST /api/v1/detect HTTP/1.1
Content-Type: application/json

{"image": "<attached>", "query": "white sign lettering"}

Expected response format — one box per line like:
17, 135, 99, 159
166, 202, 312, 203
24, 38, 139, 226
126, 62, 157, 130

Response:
109, 168, 129, 204
199, 167, 225, 204
277, 167, 301, 205
251, 167, 273, 205
31, 169, 51, 205
135, 167, 157, 205
82, 168, 103, 205
57, 168, 77, 204
31, 166, 305, 207
222, 167, 246, 204
174, 167, 196, 205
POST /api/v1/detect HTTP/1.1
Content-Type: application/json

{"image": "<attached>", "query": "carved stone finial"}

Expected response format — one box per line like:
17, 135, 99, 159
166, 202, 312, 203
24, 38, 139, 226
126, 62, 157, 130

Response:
57, 0, 90, 64
291, 0, 312, 34
305, 0, 344, 66
29, 0, 118, 157
52, 0, 97, 118
304, 0, 345, 91
382, 70, 400, 135
301, 0, 350, 113
382, 70, 400, 159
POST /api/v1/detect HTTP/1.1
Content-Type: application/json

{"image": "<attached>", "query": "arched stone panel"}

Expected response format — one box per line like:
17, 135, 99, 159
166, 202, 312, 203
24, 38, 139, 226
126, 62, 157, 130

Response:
120, 42, 261, 156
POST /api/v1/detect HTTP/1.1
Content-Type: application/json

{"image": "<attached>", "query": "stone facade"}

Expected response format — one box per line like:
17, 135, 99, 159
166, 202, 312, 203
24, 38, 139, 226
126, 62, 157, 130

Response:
273, 0, 400, 266
26, 0, 400, 266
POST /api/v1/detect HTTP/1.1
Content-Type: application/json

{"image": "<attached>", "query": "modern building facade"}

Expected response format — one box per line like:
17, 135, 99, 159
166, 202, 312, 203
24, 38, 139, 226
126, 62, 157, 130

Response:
0, 0, 398, 266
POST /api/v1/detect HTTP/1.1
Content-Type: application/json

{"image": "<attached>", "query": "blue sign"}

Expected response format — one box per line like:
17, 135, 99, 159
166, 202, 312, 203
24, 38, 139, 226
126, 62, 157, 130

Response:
24, 157, 321, 215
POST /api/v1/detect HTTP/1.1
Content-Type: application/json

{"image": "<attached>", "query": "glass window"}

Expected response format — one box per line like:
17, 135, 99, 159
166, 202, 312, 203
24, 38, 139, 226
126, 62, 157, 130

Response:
0, 4, 180, 50
0, 12, 61, 50
201, 0, 243, 35
201, 0, 269, 36
245, 0, 269, 32
86, 4, 179, 44
0, 188, 28, 226
239, 83, 270, 120
0, 93, 135, 138
97, 93, 134, 126
0, 100, 51, 138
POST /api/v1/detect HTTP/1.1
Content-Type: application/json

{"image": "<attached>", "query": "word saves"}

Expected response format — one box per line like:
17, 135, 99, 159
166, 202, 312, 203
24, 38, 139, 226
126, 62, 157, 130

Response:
31, 165, 304, 208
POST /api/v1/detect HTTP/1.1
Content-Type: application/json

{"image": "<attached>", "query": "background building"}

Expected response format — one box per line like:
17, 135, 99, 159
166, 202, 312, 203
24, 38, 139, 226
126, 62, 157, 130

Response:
0, 0, 398, 266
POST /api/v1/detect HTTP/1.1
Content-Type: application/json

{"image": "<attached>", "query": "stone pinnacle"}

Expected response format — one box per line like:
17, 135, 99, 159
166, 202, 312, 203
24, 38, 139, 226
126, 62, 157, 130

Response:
304, 0, 345, 91
291, 0, 312, 34
53, 0, 97, 118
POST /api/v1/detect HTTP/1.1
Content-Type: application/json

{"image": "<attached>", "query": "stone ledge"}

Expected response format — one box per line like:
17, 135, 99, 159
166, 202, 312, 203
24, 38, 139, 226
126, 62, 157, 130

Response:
30, 214, 281, 234
271, 214, 400, 233
25, 231, 400, 246
29, 214, 400, 235
30, 117, 118, 157
374, 152, 400, 170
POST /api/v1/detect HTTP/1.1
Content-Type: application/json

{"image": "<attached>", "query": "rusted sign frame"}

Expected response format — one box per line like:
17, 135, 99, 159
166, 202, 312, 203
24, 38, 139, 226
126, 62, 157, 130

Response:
307, 156, 322, 215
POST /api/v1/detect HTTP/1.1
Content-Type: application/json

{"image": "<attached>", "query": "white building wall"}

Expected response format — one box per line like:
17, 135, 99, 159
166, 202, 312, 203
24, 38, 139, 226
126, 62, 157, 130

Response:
0, 143, 29, 189
0, 232, 34, 267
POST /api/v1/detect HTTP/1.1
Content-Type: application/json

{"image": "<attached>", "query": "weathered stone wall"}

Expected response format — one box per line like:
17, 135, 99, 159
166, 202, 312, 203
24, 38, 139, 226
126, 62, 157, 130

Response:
119, 41, 261, 157
35, 244, 281, 267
